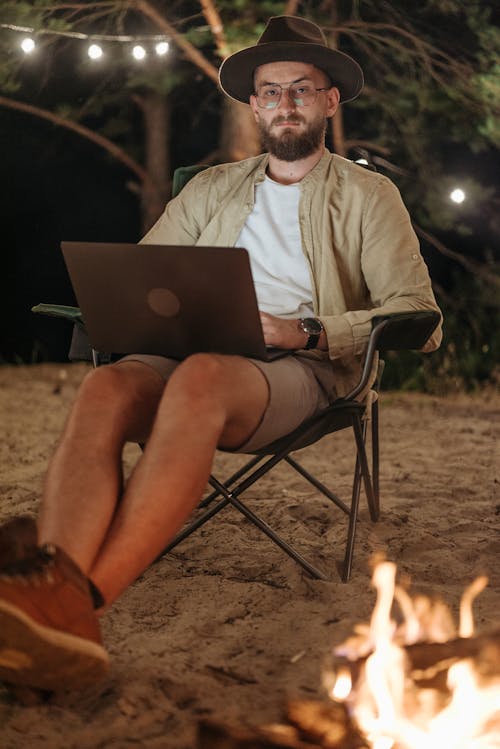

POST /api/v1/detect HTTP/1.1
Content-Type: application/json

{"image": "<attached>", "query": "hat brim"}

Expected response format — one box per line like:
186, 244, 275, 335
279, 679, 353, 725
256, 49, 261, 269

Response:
219, 41, 363, 104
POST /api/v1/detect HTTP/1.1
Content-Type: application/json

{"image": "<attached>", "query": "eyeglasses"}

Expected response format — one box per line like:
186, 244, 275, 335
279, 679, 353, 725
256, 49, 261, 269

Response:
254, 82, 330, 109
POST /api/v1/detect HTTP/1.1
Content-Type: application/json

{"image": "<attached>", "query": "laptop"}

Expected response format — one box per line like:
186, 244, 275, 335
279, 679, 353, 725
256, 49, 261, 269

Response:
61, 241, 292, 361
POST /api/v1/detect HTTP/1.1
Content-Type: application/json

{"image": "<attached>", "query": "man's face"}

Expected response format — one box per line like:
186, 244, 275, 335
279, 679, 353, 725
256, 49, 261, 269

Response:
250, 61, 340, 161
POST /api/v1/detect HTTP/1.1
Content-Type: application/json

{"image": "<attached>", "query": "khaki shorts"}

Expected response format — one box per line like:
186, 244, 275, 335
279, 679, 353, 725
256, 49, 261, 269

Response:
118, 353, 335, 453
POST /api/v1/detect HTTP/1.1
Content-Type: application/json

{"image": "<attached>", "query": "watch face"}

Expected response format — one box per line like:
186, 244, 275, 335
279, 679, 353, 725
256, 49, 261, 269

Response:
300, 317, 323, 335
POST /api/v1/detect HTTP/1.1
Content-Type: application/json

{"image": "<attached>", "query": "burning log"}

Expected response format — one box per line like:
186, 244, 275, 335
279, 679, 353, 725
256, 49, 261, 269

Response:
285, 699, 367, 748
198, 717, 320, 748
330, 627, 500, 695
197, 698, 368, 748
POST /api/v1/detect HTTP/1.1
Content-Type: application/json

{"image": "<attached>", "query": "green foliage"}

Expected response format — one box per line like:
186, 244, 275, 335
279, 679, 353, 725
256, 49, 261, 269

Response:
126, 68, 186, 97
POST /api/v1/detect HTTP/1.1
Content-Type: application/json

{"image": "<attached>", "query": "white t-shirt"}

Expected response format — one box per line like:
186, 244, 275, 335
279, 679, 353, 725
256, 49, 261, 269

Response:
235, 175, 314, 318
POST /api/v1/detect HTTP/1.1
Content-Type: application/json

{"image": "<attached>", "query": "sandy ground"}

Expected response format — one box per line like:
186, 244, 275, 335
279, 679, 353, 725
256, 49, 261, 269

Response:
0, 362, 499, 748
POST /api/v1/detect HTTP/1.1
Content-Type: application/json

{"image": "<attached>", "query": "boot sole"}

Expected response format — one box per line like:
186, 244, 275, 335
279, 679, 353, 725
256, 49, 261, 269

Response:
0, 599, 110, 691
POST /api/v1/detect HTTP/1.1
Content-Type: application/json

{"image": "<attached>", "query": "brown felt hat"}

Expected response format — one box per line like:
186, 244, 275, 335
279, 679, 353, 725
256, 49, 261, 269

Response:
219, 16, 363, 104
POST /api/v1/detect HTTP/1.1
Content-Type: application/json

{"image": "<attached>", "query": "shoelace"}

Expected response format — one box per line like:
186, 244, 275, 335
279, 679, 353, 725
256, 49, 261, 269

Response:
0, 543, 57, 585
0, 543, 104, 608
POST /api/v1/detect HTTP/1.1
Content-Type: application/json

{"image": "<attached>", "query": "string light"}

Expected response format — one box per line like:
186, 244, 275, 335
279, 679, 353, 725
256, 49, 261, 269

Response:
450, 188, 466, 204
155, 41, 169, 56
87, 43, 103, 60
20, 37, 36, 54
2, 23, 171, 63
132, 44, 146, 60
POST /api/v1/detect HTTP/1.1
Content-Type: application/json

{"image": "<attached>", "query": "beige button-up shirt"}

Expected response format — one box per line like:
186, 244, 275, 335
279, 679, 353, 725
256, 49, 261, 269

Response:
142, 150, 442, 398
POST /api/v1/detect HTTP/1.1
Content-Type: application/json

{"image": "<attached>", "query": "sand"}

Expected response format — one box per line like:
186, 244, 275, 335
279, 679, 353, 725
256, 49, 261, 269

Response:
0, 362, 499, 748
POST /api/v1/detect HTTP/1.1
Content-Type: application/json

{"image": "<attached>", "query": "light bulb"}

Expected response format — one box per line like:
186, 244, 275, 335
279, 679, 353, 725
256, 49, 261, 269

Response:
155, 41, 169, 56
88, 43, 103, 60
450, 188, 466, 204
132, 45, 146, 60
21, 37, 36, 54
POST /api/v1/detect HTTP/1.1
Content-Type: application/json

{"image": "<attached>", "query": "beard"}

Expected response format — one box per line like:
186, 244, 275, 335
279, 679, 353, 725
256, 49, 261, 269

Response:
257, 112, 327, 161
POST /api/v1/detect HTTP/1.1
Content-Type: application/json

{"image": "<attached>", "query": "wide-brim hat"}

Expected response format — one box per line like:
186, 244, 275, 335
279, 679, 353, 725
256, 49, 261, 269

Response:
219, 16, 363, 104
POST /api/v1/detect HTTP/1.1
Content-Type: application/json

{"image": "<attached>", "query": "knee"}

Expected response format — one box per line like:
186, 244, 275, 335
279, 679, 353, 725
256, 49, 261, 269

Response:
78, 364, 132, 405
76, 363, 160, 421
166, 353, 227, 403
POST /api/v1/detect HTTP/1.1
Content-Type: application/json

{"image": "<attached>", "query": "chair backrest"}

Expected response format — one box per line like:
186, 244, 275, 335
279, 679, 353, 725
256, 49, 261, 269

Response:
172, 165, 209, 199
171, 157, 375, 199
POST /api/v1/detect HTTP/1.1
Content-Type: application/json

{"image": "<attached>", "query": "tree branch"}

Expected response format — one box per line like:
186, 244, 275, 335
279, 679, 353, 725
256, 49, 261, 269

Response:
335, 20, 473, 85
199, 0, 230, 59
133, 0, 219, 85
284, 0, 301, 14
0, 95, 154, 190
413, 222, 500, 289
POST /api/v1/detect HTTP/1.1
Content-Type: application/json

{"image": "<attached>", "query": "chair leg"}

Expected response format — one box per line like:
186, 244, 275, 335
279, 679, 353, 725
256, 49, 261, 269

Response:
161, 413, 377, 582
159, 469, 256, 556
207, 473, 329, 580
371, 399, 380, 519
284, 456, 350, 515
159, 496, 230, 556
228, 495, 328, 580
342, 416, 376, 582
200, 454, 263, 508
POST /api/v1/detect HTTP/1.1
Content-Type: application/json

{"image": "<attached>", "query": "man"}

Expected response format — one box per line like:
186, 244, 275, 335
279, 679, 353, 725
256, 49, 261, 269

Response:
0, 16, 442, 691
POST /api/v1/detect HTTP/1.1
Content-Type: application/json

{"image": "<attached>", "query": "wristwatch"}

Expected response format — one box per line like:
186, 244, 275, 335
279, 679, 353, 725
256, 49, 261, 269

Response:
298, 317, 324, 350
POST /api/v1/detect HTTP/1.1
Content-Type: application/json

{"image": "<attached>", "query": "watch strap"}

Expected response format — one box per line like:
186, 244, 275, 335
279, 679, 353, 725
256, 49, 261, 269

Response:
304, 332, 320, 350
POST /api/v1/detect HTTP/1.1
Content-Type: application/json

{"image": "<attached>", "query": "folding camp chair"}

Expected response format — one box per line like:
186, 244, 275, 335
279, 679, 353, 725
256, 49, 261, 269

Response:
159, 309, 439, 582
33, 165, 440, 582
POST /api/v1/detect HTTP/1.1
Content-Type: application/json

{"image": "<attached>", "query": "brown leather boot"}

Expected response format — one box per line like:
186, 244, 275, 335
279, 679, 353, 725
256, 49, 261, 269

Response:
0, 543, 109, 691
0, 516, 38, 569
0, 515, 104, 609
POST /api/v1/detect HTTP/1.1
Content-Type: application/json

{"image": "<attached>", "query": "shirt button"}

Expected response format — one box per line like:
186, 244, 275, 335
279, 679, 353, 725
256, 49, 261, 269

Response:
411, 253, 419, 260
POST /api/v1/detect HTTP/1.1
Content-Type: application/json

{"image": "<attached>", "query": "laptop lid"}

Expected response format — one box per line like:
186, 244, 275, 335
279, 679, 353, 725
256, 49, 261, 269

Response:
61, 241, 289, 361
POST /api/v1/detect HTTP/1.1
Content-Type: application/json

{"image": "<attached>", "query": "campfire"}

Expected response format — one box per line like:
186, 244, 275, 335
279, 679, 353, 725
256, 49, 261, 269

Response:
324, 560, 500, 749
198, 560, 500, 748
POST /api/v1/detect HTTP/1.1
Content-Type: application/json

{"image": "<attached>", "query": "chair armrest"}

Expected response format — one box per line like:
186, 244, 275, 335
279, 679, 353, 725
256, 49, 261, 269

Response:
31, 303, 83, 324
345, 310, 441, 401
371, 310, 441, 351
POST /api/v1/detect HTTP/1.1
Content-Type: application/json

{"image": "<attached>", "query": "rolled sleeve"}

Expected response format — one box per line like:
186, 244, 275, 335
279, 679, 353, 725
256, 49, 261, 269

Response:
319, 177, 442, 360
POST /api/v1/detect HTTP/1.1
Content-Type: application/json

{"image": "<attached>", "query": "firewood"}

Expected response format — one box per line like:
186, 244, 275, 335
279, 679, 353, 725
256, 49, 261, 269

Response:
286, 699, 368, 749
197, 699, 368, 749
197, 718, 319, 748
333, 627, 500, 693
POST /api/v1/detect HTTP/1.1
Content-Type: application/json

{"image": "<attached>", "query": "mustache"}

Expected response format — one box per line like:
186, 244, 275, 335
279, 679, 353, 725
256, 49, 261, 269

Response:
271, 114, 305, 126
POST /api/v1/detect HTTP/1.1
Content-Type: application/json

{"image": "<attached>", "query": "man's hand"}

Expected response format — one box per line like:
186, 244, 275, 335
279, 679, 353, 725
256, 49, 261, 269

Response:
259, 312, 314, 350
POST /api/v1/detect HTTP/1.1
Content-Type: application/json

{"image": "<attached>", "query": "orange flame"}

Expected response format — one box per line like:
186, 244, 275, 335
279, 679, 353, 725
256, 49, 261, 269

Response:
327, 562, 500, 749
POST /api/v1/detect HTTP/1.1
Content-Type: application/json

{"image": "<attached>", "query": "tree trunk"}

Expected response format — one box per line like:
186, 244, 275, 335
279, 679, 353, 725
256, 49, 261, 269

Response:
139, 90, 171, 233
330, 106, 346, 157
326, 0, 347, 157
219, 97, 261, 163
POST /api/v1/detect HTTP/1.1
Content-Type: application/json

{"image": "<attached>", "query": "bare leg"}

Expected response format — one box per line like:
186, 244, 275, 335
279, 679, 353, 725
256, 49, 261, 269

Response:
38, 361, 166, 574
38, 354, 269, 606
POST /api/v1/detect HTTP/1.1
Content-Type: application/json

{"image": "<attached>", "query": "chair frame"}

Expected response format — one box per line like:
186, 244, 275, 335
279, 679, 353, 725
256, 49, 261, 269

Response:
159, 310, 439, 582
32, 302, 439, 582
